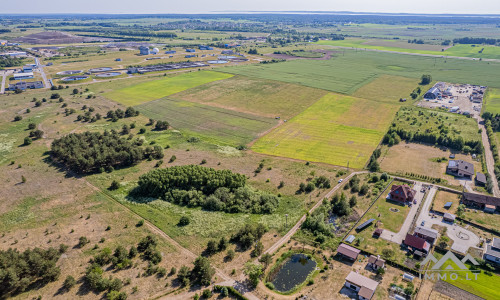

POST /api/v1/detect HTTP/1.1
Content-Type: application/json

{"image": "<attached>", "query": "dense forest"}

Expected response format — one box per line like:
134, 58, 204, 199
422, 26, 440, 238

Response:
51, 131, 163, 174
0, 247, 61, 296
453, 37, 499, 45
134, 165, 279, 214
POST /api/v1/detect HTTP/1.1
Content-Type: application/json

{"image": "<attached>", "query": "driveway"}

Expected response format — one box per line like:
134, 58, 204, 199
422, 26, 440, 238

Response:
380, 182, 424, 244
416, 186, 480, 254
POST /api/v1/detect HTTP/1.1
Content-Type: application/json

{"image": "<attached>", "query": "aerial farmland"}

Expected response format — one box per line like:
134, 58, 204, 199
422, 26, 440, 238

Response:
2, 11, 500, 300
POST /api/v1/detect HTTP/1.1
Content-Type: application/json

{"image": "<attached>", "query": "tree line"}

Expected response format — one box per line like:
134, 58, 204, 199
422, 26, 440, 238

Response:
453, 37, 499, 45
133, 165, 279, 214
51, 131, 163, 174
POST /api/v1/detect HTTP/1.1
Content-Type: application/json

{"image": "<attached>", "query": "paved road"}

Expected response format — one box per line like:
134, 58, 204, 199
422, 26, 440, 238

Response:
380, 182, 424, 244
0, 70, 6, 94
415, 186, 480, 254
478, 118, 500, 197
262, 171, 368, 257
34, 57, 51, 88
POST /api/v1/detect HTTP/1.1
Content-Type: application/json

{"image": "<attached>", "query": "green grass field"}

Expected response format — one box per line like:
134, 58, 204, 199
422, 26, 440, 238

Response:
252, 93, 399, 168
352, 75, 421, 103
484, 88, 500, 115
172, 75, 328, 119
393, 106, 481, 142
316, 38, 500, 60
104, 71, 233, 106
136, 97, 277, 146
221, 50, 500, 94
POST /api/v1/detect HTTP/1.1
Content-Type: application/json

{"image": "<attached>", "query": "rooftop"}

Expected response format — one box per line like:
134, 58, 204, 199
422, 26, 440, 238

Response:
476, 172, 487, 184
404, 234, 430, 251
337, 243, 360, 260
345, 271, 378, 299
463, 192, 500, 207
414, 226, 439, 239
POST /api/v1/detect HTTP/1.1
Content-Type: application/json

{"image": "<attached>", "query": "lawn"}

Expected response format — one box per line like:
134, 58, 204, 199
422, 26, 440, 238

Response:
104, 71, 234, 106
378, 143, 481, 186
484, 88, 500, 115
439, 260, 500, 300
172, 75, 328, 119
316, 38, 500, 60
136, 97, 278, 146
221, 50, 500, 95
433, 191, 461, 213
352, 75, 421, 103
252, 93, 399, 168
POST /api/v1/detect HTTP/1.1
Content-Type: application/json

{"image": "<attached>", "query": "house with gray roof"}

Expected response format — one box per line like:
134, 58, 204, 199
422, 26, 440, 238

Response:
484, 238, 500, 265
414, 226, 439, 244
447, 160, 474, 178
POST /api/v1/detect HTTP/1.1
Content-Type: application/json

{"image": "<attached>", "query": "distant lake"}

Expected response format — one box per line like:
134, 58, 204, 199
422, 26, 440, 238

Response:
270, 253, 317, 293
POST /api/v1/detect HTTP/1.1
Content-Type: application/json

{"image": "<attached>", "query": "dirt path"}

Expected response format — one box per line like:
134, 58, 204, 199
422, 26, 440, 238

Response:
247, 119, 283, 147
478, 118, 500, 196
261, 170, 367, 257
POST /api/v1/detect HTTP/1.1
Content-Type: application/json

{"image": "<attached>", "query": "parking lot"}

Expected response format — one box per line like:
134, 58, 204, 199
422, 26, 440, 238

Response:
418, 83, 486, 118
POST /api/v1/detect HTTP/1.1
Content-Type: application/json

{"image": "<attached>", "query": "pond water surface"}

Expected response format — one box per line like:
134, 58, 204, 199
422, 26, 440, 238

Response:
270, 253, 317, 293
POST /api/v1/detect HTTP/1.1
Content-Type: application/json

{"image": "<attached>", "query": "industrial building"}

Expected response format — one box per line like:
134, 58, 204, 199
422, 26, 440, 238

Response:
7, 81, 43, 91
14, 72, 34, 80
424, 87, 442, 100
127, 61, 208, 74
165, 50, 176, 54
139, 46, 150, 55
199, 45, 213, 50
0, 51, 27, 57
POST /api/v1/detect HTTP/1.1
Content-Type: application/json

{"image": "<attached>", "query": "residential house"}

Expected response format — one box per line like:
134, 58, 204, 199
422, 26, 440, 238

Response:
367, 255, 385, 270
446, 160, 474, 178
404, 234, 430, 254
462, 192, 500, 213
484, 238, 500, 265
413, 226, 438, 244
388, 185, 416, 203
344, 271, 379, 300
475, 172, 487, 186
337, 243, 360, 261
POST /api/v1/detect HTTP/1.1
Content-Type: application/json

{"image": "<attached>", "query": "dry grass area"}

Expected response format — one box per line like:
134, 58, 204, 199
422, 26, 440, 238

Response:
378, 143, 481, 186
432, 191, 461, 213
427, 290, 455, 300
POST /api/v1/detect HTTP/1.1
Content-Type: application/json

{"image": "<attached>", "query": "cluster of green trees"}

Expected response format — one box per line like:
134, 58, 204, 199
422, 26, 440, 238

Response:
0, 247, 62, 296
106, 107, 139, 122
383, 126, 481, 154
51, 131, 162, 174
177, 256, 215, 287
453, 37, 499, 45
248, 48, 258, 54
297, 175, 331, 194
410, 86, 422, 100
482, 117, 500, 191
420, 74, 432, 85
134, 165, 279, 214
367, 148, 381, 172
0, 56, 25, 68
231, 223, 268, 250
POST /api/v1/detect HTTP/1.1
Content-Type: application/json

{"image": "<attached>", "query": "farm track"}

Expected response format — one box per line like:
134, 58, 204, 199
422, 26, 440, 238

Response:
260, 170, 368, 257
478, 118, 500, 196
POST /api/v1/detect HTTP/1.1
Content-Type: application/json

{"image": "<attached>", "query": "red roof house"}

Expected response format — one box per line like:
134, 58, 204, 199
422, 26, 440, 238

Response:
389, 185, 416, 203
404, 234, 430, 254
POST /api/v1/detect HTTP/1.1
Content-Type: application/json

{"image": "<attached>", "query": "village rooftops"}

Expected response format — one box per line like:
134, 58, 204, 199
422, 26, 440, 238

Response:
463, 192, 500, 208
368, 255, 385, 267
337, 243, 360, 260
447, 160, 474, 176
404, 234, 430, 252
345, 271, 379, 299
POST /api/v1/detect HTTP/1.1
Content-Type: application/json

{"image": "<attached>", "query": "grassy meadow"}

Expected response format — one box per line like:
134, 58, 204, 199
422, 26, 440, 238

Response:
104, 71, 233, 106
352, 75, 421, 103
221, 50, 500, 94
484, 88, 500, 115
172, 75, 328, 119
252, 93, 399, 168
137, 97, 277, 146
316, 38, 500, 60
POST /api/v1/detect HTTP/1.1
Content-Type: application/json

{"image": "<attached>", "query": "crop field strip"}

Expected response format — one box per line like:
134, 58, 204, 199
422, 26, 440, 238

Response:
252, 93, 400, 168
137, 97, 278, 146
104, 71, 234, 106
220, 50, 500, 94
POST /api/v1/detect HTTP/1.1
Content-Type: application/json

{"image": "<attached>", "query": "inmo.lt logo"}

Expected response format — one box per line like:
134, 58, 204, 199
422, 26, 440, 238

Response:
419, 251, 480, 281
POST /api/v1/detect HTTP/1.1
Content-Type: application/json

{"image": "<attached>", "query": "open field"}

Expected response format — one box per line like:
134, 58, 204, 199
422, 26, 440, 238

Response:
172, 75, 328, 119
104, 71, 234, 106
221, 50, 500, 94
316, 38, 500, 60
484, 88, 500, 115
252, 93, 399, 168
352, 75, 421, 103
137, 97, 277, 146
378, 143, 481, 186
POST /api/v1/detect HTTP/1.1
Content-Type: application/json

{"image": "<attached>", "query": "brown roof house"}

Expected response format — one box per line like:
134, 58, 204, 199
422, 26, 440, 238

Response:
344, 271, 379, 300
446, 160, 474, 178
413, 226, 439, 244
367, 255, 385, 270
404, 234, 430, 255
337, 243, 360, 261
462, 192, 500, 213
388, 184, 416, 204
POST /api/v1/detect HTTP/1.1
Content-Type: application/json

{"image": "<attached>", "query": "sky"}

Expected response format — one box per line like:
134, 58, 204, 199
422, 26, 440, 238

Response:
1, 0, 500, 15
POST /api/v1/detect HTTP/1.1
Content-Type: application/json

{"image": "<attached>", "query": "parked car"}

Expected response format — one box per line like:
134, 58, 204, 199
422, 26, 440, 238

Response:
421, 221, 425, 226
338, 179, 343, 183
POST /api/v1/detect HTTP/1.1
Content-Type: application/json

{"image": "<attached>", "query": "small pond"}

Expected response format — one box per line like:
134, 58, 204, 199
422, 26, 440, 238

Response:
270, 253, 317, 293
